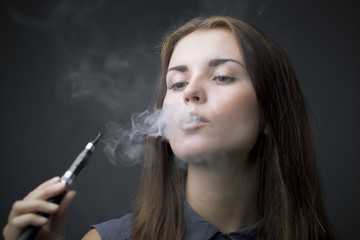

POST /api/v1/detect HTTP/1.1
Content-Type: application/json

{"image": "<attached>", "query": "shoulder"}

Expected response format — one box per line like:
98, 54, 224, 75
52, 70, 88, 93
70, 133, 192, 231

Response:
88, 213, 133, 240
82, 228, 101, 240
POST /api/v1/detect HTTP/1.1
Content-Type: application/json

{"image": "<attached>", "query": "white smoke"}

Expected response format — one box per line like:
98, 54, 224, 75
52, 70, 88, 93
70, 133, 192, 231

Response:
57, 48, 157, 120
102, 105, 195, 167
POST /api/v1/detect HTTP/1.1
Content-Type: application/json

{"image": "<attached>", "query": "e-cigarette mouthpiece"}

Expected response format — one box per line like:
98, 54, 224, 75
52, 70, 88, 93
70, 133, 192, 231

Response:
61, 133, 102, 186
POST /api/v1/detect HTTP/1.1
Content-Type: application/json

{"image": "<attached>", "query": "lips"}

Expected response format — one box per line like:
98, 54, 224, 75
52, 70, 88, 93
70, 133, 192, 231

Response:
180, 113, 209, 130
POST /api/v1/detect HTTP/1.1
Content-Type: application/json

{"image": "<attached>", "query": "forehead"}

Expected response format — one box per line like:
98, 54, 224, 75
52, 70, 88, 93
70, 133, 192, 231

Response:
170, 29, 244, 65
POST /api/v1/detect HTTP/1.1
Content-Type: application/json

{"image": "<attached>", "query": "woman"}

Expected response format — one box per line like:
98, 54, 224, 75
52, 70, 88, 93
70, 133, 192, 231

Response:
3, 16, 335, 240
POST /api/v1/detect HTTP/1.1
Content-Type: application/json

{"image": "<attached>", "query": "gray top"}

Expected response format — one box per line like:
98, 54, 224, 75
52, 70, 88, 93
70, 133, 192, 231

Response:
92, 203, 261, 240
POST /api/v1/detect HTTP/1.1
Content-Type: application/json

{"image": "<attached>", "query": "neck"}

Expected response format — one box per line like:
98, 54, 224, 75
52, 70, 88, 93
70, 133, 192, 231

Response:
185, 154, 260, 233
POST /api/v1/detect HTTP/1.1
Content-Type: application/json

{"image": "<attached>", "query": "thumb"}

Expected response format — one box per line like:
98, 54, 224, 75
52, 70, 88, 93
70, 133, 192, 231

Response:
47, 190, 77, 234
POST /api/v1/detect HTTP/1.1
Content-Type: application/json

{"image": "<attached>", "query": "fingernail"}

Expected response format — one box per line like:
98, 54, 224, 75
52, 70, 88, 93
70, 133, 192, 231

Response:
50, 176, 60, 182
38, 216, 48, 224
48, 202, 59, 209
54, 182, 65, 190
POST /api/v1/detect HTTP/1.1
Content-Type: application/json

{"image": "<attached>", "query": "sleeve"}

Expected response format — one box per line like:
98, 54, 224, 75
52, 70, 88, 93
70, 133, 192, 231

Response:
91, 213, 133, 240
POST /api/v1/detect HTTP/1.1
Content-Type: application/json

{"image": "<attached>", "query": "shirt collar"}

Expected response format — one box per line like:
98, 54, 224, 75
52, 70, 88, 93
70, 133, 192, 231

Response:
184, 202, 262, 240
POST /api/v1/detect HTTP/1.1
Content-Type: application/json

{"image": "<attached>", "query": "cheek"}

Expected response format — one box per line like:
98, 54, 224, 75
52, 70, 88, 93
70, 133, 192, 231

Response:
215, 88, 259, 122
215, 91, 260, 146
163, 92, 180, 107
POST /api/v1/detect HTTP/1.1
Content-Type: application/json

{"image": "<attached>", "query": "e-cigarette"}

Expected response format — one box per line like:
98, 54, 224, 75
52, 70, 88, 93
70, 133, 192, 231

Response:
18, 133, 102, 240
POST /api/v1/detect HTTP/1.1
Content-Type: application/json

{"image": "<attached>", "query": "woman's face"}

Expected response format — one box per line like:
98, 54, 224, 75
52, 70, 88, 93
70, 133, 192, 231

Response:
163, 29, 260, 163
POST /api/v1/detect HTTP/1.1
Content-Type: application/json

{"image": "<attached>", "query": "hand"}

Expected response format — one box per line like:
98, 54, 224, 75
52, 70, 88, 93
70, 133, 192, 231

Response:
3, 177, 76, 240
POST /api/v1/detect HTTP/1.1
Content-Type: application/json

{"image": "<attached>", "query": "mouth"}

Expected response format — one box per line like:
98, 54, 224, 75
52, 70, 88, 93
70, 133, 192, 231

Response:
180, 114, 209, 130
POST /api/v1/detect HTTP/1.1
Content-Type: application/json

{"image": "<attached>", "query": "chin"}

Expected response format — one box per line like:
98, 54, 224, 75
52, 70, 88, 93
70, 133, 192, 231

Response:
174, 149, 225, 165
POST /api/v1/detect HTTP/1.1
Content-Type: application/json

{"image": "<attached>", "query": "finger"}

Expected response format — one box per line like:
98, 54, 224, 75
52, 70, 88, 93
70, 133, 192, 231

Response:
13, 213, 49, 228
24, 181, 66, 201
3, 213, 48, 240
8, 199, 59, 221
50, 191, 76, 223
47, 191, 76, 234
58, 190, 76, 216
26, 177, 61, 195
24, 176, 62, 200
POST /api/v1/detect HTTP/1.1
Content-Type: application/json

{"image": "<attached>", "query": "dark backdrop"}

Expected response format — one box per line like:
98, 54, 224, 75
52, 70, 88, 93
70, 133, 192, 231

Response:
1, 0, 359, 239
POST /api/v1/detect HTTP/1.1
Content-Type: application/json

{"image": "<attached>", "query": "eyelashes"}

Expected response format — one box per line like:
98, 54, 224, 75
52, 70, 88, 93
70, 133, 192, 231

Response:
167, 74, 235, 91
168, 81, 188, 91
212, 74, 235, 84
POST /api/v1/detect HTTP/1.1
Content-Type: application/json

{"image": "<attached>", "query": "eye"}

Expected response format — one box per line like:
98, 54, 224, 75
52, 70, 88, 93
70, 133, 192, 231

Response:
213, 74, 235, 84
168, 81, 188, 91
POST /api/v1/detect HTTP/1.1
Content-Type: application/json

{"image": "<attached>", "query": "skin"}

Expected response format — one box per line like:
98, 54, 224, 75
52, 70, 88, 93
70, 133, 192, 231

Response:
163, 29, 261, 232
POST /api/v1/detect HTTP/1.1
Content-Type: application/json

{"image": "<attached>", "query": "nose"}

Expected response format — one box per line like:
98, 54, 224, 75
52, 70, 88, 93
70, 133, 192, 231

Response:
183, 81, 206, 104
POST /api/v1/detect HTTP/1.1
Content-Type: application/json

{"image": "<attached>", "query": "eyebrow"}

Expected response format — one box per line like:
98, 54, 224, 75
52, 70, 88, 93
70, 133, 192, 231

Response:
167, 58, 245, 73
168, 65, 188, 72
208, 58, 245, 68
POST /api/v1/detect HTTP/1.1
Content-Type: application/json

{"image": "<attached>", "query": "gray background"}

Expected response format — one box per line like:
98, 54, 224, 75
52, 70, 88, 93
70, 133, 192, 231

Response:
0, 0, 359, 239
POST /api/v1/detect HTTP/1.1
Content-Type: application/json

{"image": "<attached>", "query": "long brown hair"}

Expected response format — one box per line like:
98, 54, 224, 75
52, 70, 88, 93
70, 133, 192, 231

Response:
131, 16, 335, 240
